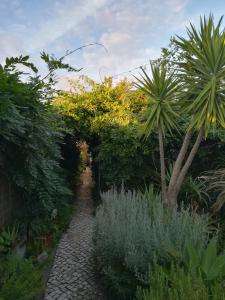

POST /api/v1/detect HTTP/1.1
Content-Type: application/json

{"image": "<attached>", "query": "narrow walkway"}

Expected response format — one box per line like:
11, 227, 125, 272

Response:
44, 167, 105, 300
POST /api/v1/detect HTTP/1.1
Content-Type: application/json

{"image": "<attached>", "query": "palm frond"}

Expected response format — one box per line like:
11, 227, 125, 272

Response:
175, 15, 225, 136
203, 168, 225, 212
134, 63, 180, 138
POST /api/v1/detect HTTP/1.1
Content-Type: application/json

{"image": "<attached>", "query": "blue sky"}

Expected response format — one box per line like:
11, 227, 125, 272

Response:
0, 0, 225, 87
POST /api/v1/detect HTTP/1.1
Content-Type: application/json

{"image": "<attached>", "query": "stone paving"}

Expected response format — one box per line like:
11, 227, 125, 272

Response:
44, 167, 106, 300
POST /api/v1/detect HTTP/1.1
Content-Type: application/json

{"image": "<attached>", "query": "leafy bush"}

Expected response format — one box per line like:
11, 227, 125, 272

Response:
0, 255, 43, 300
137, 240, 225, 300
136, 263, 225, 300
53, 76, 160, 190
0, 224, 19, 254
96, 124, 156, 189
0, 55, 74, 235
184, 240, 225, 285
94, 188, 210, 299
53, 74, 225, 195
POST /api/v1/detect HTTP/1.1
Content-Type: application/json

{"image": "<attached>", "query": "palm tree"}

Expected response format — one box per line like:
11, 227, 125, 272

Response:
135, 63, 180, 203
137, 15, 225, 206
167, 15, 225, 205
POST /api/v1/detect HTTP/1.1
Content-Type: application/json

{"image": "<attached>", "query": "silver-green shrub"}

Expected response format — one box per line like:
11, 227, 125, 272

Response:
94, 187, 210, 299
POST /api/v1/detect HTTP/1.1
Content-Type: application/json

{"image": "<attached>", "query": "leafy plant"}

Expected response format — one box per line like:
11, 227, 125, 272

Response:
184, 240, 225, 285
0, 224, 19, 254
180, 175, 209, 208
53, 76, 156, 190
137, 240, 225, 300
204, 168, 225, 212
0, 255, 43, 300
0, 54, 77, 236
136, 263, 225, 300
135, 63, 180, 203
53, 67, 225, 194
95, 187, 210, 299
135, 15, 225, 206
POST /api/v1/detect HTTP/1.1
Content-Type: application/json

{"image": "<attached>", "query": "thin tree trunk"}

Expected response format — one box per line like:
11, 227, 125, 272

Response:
158, 127, 167, 203
169, 128, 204, 206
167, 131, 192, 194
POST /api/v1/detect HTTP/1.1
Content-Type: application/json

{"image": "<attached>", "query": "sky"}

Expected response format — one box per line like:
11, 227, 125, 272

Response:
0, 0, 225, 88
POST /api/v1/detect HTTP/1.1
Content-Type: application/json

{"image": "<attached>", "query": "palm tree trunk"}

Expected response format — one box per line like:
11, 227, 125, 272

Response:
167, 131, 192, 192
167, 131, 192, 204
158, 127, 167, 203
168, 128, 204, 206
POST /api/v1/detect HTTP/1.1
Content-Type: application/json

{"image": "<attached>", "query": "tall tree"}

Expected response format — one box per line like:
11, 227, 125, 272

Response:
135, 64, 180, 203
168, 15, 225, 205
137, 15, 225, 205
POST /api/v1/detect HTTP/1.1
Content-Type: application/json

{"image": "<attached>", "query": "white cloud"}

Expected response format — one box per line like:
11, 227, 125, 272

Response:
78, 0, 191, 82
0, 0, 192, 86
27, 0, 107, 52
100, 32, 132, 52
0, 23, 28, 63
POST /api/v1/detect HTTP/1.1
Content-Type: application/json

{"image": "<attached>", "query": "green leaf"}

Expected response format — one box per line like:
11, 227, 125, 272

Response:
134, 62, 180, 137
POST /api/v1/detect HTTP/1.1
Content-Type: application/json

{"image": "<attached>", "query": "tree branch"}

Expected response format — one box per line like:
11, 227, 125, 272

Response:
158, 127, 167, 203
168, 130, 192, 193
174, 127, 204, 196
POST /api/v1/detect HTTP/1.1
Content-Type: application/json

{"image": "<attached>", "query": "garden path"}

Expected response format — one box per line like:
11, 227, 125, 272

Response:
44, 167, 105, 300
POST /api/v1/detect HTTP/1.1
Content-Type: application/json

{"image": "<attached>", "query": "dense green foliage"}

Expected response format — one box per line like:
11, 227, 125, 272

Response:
135, 16, 225, 205
137, 240, 225, 299
135, 63, 180, 136
53, 77, 158, 189
1, 14, 225, 300
0, 255, 43, 300
94, 188, 210, 299
136, 263, 225, 300
175, 16, 225, 135
52, 15, 225, 299
184, 240, 225, 284
0, 54, 80, 298
53, 75, 225, 201
0, 55, 75, 235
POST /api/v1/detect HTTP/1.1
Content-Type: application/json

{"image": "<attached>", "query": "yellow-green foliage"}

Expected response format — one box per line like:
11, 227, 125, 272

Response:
53, 76, 147, 137
53, 76, 155, 188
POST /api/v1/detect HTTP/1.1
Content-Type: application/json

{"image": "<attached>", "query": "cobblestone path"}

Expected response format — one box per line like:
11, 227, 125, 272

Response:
44, 167, 105, 300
